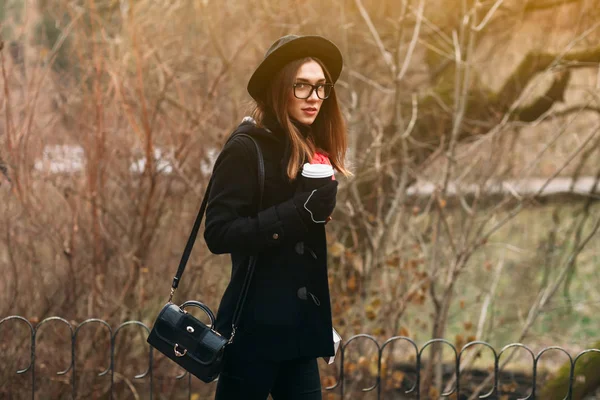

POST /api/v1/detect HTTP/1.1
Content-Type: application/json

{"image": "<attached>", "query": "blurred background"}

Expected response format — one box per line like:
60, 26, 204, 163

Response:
1, 0, 600, 398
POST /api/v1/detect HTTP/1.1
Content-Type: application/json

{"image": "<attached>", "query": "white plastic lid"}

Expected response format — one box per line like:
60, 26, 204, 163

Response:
301, 163, 334, 178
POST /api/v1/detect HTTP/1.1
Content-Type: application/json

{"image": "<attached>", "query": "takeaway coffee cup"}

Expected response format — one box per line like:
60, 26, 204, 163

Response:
299, 163, 334, 192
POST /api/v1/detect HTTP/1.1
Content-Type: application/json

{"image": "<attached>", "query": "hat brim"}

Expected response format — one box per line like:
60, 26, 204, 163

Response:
247, 36, 343, 102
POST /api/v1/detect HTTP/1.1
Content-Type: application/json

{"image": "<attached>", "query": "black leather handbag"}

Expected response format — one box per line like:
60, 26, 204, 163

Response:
147, 124, 264, 383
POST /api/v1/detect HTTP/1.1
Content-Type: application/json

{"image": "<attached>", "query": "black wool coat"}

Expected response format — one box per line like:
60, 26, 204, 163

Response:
204, 115, 335, 361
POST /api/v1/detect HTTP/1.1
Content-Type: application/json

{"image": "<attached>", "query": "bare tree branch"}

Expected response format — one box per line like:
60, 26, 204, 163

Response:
396, 0, 425, 81
354, 0, 395, 76
467, 215, 600, 400
522, 0, 582, 13
499, 44, 600, 112
514, 69, 571, 122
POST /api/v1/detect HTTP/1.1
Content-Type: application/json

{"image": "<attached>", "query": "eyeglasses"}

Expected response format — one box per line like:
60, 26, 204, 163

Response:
293, 83, 334, 100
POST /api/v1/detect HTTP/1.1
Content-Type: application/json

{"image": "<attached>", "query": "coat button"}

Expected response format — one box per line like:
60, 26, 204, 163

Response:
297, 286, 308, 300
272, 233, 279, 240
297, 287, 321, 306
295, 242, 305, 255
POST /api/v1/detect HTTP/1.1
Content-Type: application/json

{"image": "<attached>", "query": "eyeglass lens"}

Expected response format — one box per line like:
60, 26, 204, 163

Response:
294, 83, 332, 99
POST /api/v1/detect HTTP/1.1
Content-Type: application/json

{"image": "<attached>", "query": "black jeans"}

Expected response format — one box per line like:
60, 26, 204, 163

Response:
214, 349, 322, 400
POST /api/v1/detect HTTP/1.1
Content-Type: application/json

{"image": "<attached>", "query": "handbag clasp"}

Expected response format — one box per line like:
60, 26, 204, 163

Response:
174, 343, 187, 357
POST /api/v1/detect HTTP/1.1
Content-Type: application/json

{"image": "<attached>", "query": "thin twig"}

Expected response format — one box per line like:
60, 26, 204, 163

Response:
396, 0, 425, 81
354, 0, 395, 75
467, 216, 600, 400
473, 0, 505, 32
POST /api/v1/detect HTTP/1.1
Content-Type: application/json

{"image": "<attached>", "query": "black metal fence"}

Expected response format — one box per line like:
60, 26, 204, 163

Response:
1, 315, 599, 399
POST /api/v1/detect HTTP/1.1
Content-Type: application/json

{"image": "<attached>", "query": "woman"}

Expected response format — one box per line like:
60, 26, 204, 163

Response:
204, 34, 350, 399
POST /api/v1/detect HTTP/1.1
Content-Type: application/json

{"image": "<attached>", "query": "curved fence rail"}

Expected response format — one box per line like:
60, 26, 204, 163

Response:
1, 315, 599, 399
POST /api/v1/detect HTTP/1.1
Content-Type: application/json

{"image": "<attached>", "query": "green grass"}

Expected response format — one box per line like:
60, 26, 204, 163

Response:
400, 202, 600, 357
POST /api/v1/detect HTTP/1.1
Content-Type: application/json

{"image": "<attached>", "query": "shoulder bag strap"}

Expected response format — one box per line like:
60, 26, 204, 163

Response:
169, 124, 265, 306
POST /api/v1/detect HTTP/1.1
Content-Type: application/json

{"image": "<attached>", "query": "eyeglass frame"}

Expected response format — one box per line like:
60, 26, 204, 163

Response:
292, 82, 334, 100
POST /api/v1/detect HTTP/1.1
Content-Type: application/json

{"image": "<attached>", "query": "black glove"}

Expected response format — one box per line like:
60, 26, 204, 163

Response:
292, 180, 338, 225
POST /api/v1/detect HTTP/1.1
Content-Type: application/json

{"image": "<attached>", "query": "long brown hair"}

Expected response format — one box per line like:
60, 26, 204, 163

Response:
251, 57, 351, 180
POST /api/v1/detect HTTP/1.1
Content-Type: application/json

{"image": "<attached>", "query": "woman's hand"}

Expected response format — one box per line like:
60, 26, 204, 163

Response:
292, 180, 338, 224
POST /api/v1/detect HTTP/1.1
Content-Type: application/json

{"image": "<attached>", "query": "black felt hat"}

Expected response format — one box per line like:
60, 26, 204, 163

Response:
247, 35, 343, 102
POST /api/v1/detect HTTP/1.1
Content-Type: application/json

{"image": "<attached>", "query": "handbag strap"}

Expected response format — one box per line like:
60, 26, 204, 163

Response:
169, 123, 265, 316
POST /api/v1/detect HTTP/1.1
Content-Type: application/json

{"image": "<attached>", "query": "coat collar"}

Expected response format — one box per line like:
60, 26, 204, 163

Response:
261, 111, 312, 140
